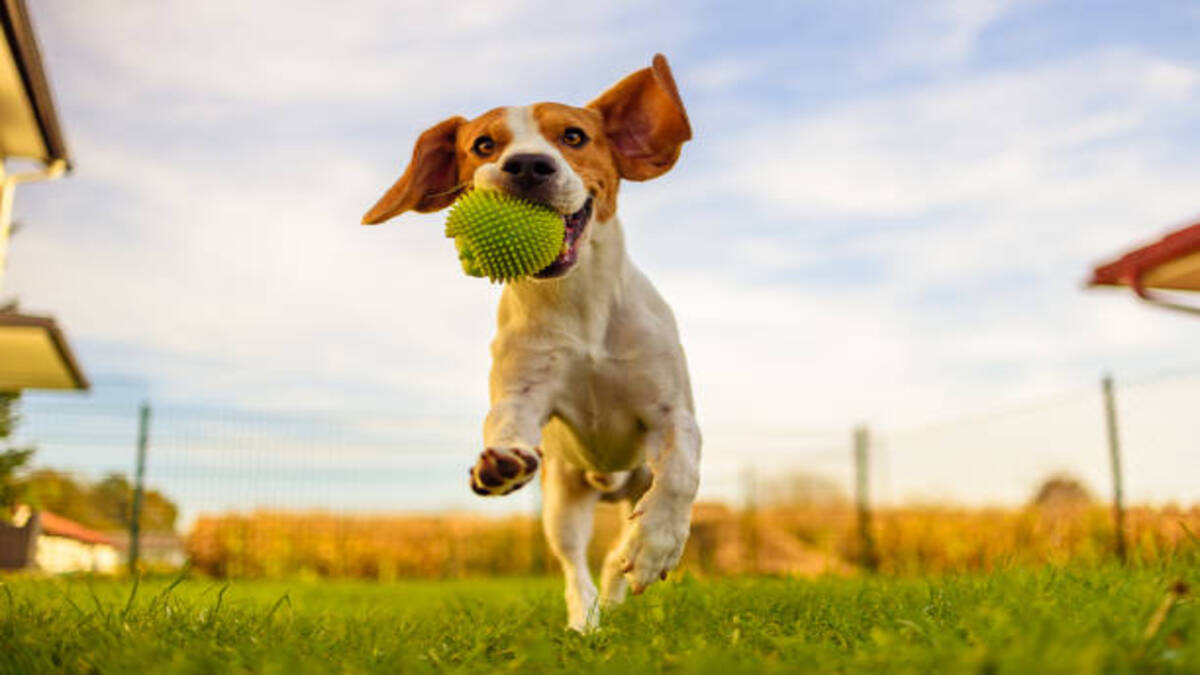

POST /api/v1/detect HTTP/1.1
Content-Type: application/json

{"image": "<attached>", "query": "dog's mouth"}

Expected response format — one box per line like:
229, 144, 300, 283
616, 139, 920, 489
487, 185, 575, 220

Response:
533, 198, 593, 279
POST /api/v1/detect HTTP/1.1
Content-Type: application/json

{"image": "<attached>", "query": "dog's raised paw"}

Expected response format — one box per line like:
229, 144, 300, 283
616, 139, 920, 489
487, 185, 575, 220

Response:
469, 447, 540, 496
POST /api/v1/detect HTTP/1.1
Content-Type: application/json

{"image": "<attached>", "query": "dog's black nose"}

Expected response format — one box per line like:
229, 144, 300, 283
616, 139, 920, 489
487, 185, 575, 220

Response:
502, 153, 557, 189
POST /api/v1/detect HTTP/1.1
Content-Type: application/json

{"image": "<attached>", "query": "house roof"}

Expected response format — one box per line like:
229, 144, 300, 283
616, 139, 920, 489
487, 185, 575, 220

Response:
0, 0, 69, 166
0, 312, 88, 390
37, 510, 114, 547
1089, 218, 1200, 315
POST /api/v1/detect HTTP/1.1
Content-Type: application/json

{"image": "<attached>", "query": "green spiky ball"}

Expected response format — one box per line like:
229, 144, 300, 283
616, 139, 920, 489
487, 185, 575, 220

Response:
445, 190, 564, 282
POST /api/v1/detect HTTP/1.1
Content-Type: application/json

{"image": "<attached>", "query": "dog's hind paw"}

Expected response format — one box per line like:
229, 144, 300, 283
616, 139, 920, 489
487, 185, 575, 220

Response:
469, 446, 540, 496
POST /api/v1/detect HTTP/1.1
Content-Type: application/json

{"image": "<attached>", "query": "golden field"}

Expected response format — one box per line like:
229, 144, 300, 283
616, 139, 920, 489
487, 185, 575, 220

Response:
184, 502, 1200, 579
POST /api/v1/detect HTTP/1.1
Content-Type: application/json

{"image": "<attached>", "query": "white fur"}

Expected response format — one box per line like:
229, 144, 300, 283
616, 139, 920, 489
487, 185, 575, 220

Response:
541, 454, 601, 631
478, 139, 701, 630
472, 106, 589, 216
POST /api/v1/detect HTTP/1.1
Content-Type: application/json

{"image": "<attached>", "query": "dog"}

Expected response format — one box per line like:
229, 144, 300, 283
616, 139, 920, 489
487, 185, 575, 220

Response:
362, 54, 700, 631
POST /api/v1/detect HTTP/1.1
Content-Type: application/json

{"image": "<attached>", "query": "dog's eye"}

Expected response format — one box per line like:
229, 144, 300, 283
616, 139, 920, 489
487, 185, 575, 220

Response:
561, 127, 589, 148
472, 136, 496, 157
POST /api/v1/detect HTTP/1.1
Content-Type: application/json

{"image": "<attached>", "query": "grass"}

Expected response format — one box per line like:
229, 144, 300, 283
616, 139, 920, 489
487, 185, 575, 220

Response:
0, 563, 1197, 673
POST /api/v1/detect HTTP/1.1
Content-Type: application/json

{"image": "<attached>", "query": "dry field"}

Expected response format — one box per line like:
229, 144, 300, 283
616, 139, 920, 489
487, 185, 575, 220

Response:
185, 503, 1200, 579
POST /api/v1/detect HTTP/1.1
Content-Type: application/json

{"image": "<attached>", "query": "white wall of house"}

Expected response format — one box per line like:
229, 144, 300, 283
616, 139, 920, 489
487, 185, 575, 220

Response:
35, 535, 120, 574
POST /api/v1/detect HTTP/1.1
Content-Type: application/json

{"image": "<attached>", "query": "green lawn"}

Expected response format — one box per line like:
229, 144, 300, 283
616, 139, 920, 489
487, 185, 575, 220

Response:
1, 563, 1196, 673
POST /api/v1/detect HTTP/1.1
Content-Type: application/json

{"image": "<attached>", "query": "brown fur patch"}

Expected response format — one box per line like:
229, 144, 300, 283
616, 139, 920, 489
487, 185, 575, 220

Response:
453, 107, 511, 186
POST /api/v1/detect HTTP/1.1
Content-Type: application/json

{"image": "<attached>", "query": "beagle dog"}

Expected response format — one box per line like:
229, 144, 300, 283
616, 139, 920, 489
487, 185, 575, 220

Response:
363, 54, 699, 631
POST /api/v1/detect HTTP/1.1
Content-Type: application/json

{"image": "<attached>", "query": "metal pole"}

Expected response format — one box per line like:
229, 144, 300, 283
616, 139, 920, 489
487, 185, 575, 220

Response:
1102, 374, 1127, 564
854, 425, 877, 572
129, 401, 151, 575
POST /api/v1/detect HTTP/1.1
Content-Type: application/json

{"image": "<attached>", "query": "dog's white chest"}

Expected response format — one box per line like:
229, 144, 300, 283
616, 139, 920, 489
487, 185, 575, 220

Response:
544, 346, 649, 471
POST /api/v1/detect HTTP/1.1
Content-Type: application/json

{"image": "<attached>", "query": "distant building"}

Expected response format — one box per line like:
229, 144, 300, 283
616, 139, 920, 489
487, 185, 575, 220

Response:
0, 506, 120, 574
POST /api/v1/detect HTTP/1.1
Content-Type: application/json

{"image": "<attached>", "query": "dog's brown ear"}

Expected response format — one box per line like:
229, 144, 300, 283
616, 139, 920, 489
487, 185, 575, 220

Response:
587, 54, 692, 181
362, 116, 466, 225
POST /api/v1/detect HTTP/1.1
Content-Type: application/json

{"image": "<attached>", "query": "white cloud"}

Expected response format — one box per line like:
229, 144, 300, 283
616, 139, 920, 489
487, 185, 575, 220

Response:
702, 51, 1198, 221
39, 0, 661, 107
858, 0, 1021, 76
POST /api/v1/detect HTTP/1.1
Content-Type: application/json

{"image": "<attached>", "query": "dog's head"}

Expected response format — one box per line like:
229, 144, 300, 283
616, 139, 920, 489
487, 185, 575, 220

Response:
362, 54, 691, 280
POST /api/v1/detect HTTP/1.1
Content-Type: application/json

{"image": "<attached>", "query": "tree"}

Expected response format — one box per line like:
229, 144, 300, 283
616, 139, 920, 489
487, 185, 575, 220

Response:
0, 391, 19, 438
91, 473, 132, 529
23, 469, 178, 533
23, 468, 96, 526
1031, 473, 1093, 508
0, 448, 34, 521
0, 393, 35, 521
90, 473, 178, 532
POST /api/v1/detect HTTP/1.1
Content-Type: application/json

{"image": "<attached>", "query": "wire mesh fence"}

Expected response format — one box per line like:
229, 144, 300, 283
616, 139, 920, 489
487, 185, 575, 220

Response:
7, 367, 1200, 578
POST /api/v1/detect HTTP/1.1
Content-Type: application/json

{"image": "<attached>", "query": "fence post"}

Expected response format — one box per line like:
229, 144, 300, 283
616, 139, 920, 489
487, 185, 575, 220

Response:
128, 401, 151, 575
854, 425, 877, 572
1102, 374, 1127, 564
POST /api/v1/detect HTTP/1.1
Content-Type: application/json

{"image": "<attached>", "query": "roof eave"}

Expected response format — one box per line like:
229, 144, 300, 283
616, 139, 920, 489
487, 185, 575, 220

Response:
0, 0, 70, 169
0, 311, 89, 390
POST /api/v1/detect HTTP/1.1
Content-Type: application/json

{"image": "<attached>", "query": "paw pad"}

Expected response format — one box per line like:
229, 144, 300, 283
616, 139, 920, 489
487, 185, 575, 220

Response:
469, 447, 540, 496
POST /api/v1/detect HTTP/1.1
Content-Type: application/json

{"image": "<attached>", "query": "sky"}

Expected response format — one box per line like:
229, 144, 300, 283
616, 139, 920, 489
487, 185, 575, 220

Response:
7, 1, 1200, 513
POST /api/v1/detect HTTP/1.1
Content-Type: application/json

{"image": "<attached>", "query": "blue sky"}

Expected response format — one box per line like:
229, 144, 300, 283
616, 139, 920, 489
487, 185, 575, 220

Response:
8, 1, 1200, 512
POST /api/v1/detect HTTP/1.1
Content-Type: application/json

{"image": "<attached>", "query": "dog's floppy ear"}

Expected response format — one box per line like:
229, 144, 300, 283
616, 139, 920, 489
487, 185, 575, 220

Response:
362, 116, 466, 225
587, 54, 692, 181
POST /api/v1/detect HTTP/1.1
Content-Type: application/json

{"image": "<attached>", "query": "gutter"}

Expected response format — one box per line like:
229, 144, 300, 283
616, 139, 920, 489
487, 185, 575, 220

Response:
0, 158, 66, 293
1129, 275, 1200, 317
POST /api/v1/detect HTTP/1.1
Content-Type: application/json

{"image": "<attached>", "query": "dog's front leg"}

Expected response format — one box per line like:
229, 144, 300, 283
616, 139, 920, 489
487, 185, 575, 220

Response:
469, 394, 548, 497
615, 410, 701, 593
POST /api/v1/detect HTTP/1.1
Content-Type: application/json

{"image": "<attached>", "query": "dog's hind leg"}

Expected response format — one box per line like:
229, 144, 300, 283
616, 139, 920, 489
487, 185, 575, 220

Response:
599, 501, 634, 608
598, 465, 652, 608
541, 453, 601, 631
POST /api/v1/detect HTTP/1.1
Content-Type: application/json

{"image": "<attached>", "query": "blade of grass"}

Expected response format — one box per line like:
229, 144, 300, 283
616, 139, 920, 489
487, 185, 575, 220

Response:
206, 583, 230, 627
263, 592, 291, 623
148, 563, 192, 614
85, 579, 107, 618
1139, 580, 1189, 652
49, 582, 97, 632
52, 583, 86, 618
120, 574, 141, 620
